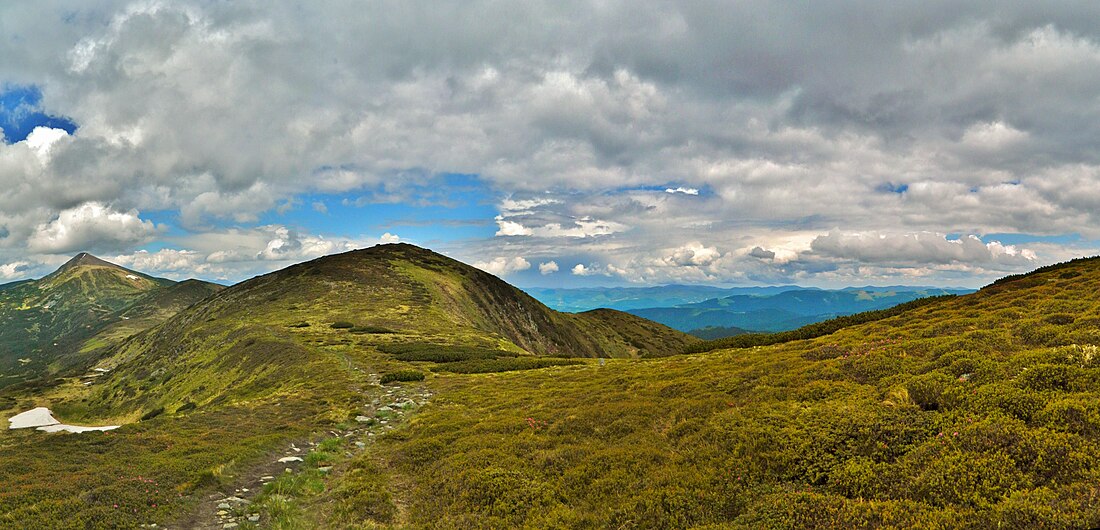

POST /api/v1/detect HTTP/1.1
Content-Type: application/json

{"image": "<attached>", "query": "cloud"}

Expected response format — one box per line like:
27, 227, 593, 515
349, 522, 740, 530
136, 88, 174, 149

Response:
809, 231, 1038, 267
104, 228, 402, 282
473, 256, 531, 276
27, 202, 159, 254
538, 260, 559, 275
749, 246, 776, 259
571, 263, 597, 276
665, 187, 699, 195
495, 217, 533, 236
2, 3, 1100, 286
494, 214, 627, 239
0, 261, 30, 280
23, 126, 70, 159
961, 121, 1029, 150
666, 243, 721, 266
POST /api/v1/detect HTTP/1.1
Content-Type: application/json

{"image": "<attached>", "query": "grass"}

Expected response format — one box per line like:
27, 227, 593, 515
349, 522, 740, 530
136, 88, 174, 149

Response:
0, 399, 319, 529
320, 256, 1100, 528
16, 245, 1100, 527
0, 244, 697, 527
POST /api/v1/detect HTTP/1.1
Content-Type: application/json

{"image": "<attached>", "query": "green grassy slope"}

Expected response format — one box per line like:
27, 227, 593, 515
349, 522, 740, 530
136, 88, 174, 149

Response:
20, 246, 1100, 528
333, 256, 1100, 528
0, 244, 692, 528
0, 254, 176, 387
69, 244, 693, 421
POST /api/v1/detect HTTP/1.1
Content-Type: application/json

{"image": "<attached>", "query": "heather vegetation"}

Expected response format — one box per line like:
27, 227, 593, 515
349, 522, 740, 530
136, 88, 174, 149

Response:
685, 295, 957, 354
4, 245, 1100, 528
337, 256, 1100, 528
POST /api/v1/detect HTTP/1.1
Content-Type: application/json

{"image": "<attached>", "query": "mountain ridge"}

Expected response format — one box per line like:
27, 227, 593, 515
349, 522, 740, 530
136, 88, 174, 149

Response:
67, 243, 694, 420
0, 253, 220, 388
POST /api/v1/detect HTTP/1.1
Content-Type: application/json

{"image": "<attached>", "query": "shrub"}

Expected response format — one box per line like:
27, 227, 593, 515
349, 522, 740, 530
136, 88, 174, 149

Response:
1016, 364, 1079, 392
910, 452, 1025, 507
380, 342, 517, 362
349, 325, 396, 334
906, 372, 955, 411
971, 384, 1045, 422
140, 407, 165, 421
431, 357, 583, 374
1037, 397, 1100, 436
1045, 313, 1076, 325
380, 370, 426, 384
288, 322, 310, 328
330, 321, 355, 329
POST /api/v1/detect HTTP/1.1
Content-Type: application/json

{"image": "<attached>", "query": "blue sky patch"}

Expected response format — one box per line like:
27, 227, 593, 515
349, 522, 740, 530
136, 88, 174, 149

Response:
876, 182, 908, 194
260, 173, 499, 244
0, 84, 77, 143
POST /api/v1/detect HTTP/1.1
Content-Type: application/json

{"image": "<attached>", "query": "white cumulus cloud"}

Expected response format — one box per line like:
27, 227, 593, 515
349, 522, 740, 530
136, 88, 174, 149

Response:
473, 256, 531, 276
27, 202, 159, 254
538, 260, 559, 275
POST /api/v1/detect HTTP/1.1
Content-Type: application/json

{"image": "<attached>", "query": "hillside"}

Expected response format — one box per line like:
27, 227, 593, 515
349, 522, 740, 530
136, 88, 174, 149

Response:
8, 248, 1099, 528
326, 255, 1100, 527
68, 244, 694, 421
0, 253, 181, 387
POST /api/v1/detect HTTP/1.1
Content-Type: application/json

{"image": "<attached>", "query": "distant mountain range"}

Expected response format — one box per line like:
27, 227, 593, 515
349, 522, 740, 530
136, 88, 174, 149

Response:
526, 285, 974, 337
524, 285, 808, 312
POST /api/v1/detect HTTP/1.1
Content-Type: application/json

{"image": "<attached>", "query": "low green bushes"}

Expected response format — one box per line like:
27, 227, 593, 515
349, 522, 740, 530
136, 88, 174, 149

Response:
349, 325, 396, 334
686, 295, 956, 354
431, 357, 582, 374
380, 369, 426, 384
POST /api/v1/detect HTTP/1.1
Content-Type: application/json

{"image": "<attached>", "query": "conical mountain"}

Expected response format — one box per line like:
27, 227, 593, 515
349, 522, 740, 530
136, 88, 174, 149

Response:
0, 254, 219, 387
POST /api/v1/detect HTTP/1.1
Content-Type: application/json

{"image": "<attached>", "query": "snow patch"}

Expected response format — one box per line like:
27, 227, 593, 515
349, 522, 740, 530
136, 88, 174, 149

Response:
8, 407, 119, 433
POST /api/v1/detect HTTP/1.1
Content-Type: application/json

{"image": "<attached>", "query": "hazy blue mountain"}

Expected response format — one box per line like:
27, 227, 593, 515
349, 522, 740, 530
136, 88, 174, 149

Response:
523, 285, 807, 312
625, 287, 974, 335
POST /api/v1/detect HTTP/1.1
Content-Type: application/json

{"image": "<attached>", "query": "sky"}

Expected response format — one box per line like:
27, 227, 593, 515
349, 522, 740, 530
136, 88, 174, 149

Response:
1, 1, 1100, 288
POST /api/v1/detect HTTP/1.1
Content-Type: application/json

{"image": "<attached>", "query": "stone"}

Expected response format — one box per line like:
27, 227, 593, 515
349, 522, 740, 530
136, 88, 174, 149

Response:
248, 515, 260, 522
217, 503, 231, 510
355, 415, 371, 423
277, 456, 303, 463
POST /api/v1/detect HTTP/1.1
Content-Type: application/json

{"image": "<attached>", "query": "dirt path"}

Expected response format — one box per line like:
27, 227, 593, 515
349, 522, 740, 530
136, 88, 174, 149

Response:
173, 351, 431, 529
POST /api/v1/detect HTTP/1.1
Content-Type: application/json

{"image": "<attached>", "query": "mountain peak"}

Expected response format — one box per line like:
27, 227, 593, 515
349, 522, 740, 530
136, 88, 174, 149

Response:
46, 252, 126, 278
43, 253, 167, 287
64, 252, 115, 269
